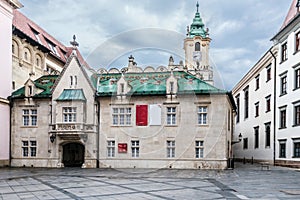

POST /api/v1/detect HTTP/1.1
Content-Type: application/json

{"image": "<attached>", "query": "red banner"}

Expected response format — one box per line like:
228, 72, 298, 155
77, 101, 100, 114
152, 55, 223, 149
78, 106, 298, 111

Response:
136, 105, 148, 126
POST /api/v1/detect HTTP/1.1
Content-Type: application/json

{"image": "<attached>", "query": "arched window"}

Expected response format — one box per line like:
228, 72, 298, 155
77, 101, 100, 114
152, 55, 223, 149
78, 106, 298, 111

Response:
23, 48, 31, 63
195, 42, 200, 51
12, 40, 19, 56
36, 54, 42, 67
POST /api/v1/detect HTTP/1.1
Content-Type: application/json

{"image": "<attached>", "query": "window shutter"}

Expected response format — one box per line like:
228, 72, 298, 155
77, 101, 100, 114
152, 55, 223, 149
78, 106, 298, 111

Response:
136, 105, 148, 126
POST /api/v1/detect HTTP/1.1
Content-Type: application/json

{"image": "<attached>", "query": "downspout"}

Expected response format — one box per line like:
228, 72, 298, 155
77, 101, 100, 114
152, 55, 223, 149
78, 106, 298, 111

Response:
9, 97, 13, 167
96, 98, 100, 168
269, 49, 276, 166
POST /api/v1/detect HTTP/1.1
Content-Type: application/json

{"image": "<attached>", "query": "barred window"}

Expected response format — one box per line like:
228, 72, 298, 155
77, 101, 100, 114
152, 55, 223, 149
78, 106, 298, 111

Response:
107, 140, 115, 157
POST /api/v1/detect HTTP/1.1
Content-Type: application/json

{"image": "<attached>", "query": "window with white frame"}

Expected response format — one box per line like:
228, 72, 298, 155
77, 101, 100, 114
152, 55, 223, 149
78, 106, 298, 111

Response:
107, 140, 115, 157
197, 106, 208, 125
63, 107, 77, 122
265, 123, 271, 148
166, 107, 176, 125
295, 68, 300, 89
236, 94, 240, 123
296, 31, 300, 52
281, 42, 287, 62
195, 140, 204, 158
244, 87, 249, 119
166, 140, 175, 158
294, 139, 300, 158
294, 102, 300, 126
266, 65, 271, 82
22, 140, 37, 157
131, 140, 139, 158
279, 106, 287, 129
112, 107, 132, 126
280, 74, 287, 95
22, 109, 37, 126
254, 126, 259, 149
279, 140, 286, 158
255, 75, 260, 90
266, 95, 271, 112
255, 102, 259, 117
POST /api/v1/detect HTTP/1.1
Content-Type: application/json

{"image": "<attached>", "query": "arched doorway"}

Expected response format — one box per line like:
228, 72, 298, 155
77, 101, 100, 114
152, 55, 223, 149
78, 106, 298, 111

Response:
62, 143, 85, 167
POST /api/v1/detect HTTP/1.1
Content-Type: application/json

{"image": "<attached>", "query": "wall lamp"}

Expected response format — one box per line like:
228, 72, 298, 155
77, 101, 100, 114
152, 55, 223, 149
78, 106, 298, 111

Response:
232, 133, 242, 145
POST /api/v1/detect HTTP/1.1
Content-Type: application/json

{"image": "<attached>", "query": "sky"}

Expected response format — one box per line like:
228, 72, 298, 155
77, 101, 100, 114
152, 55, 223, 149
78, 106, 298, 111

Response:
19, 0, 291, 90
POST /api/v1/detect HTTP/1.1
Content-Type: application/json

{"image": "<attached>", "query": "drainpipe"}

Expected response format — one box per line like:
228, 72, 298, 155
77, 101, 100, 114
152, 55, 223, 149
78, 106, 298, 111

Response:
9, 97, 13, 167
96, 98, 100, 168
269, 49, 276, 166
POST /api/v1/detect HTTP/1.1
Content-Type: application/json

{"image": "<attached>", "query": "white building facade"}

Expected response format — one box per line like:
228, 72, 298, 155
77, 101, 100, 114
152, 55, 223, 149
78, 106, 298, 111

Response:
232, 48, 276, 163
0, 0, 22, 166
271, 0, 300, 167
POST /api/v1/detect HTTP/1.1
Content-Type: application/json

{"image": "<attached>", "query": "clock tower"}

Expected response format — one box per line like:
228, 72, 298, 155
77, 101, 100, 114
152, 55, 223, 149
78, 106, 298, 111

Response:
184, 2, 213, 85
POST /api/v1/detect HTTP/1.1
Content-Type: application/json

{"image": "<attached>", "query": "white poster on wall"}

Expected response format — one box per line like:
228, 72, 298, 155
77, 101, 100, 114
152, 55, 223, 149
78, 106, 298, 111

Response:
149, 104, 161, 125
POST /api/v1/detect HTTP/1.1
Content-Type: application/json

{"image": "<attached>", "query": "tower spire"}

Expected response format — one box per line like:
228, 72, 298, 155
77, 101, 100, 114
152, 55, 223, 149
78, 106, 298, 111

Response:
196, 2, 199, 13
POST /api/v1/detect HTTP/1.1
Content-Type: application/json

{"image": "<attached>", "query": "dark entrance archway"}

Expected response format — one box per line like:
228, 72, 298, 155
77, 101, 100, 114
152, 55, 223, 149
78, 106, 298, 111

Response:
62, 143, 85, 167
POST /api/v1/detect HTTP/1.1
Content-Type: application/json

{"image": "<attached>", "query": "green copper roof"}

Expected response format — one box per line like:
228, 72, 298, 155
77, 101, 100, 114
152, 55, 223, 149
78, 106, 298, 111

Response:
11, 75, 58, 98
57, 89, 86, 101
95, 71, 225, 96
189, 2, 207, 38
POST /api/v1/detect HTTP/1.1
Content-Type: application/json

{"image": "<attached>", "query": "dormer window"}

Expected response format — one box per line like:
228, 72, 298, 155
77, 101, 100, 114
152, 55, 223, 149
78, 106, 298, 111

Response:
170, 82, 174, 93
120, 83, 124, 93
29, 86, 33, 96
47, 40, 60, 57
70, 75, 78, 87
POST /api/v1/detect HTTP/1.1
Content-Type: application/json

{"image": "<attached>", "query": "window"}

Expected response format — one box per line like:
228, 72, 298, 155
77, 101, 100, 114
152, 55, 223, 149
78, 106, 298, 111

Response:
32, 29, 41, 44
281, 42, 287, 62
296, 31, 300, 52
279, 107, 287, 129
22, 141, 28, 157
47, 41, 60, 57
195, 141, 204, 158
170, 82, 174, 93
167, 140, 175, 158
107, 140, 115, 157
255, 102, 259, 117
279, 140, 286, 158
236, 95, 240, 123
244, 87, 249, 119
12, 81, 15, 90
30, 141, 37, 157
294, 140, 300, 158
63, 107, 76, 122
167, 107, 176, 125
22, 109, 37, 126
255, 75, 260, 90
22, 140, 37, 157
195, 42, 200, 51
294, 104, 300, 126
23, 48, 31, 62
280, 75, 287, 95
243, 138, 248, 149
266, 65, 271, 82
197, 106, 208, 125
131, 140, 139, 158
295, 68, 300, 89
112, 107, 132, 126
266, 95, 271, 112
265, 123, 271, 148
254, 127, 259, 149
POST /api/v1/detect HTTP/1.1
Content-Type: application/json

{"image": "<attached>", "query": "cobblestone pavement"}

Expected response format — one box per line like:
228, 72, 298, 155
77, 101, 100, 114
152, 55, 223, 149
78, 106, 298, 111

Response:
1, 163, 300, 199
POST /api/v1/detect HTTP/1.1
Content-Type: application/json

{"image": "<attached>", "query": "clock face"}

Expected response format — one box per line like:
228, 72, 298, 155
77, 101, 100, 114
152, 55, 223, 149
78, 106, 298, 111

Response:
193, 51, 202, 62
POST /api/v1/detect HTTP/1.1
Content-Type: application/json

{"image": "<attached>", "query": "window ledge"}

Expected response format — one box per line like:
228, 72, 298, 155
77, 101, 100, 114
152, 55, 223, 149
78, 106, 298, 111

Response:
280, 59, 287, 64
279, 93, 287, 97
292, 124, 300, 127
165, 125, 178, 127
293, 87, 300, 91
197, 124, 209, 127
21, 126, 38, 128
279, 127, 287, 130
